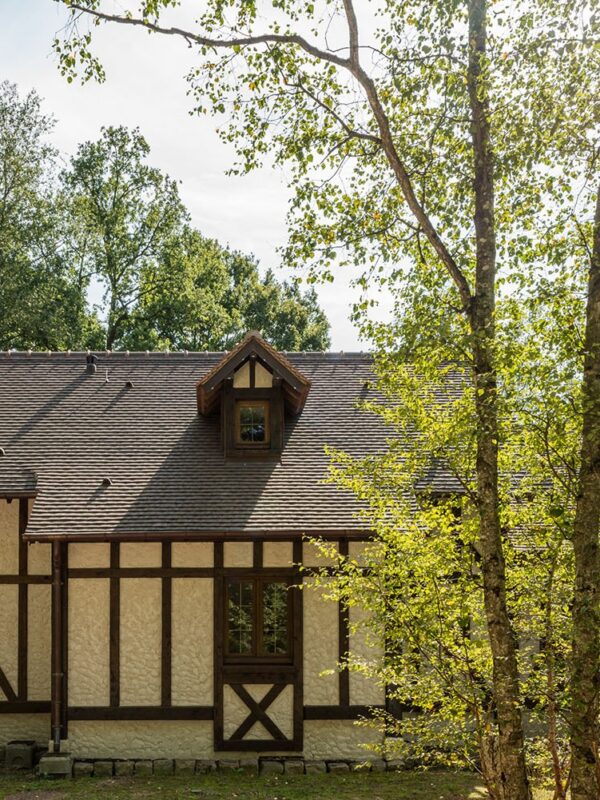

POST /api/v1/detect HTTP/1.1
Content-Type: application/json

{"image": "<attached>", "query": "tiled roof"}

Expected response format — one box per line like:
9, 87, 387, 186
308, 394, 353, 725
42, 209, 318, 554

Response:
0, 458, 37, 496
0, 350, 404, 539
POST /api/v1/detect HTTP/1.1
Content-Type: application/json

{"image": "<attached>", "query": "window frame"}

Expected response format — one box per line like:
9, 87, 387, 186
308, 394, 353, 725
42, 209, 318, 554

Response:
234, 399, 271, 448
224, 575, 293, 664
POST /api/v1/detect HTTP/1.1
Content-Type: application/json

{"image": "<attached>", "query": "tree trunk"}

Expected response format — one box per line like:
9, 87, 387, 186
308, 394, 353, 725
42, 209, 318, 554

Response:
570, 186, 600, 800
467, 2, 530, 798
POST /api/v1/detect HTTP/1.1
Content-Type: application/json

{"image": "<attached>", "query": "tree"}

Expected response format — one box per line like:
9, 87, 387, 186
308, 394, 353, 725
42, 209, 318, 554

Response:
55, 2, 598, 796
571, 189, 600, 800
0, 81, 101, 349
234, 267, 330, 351
62, 125, 187, 350
120, 226, 331, 351
63, 124, 330, 351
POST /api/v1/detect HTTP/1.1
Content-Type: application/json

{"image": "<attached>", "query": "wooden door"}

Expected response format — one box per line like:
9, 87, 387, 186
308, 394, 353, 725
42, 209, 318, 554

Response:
214, 571, 303, 751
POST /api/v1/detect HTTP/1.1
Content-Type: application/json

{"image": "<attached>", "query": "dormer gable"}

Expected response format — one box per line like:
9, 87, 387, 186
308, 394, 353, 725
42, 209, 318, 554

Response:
196, 332, 311, 458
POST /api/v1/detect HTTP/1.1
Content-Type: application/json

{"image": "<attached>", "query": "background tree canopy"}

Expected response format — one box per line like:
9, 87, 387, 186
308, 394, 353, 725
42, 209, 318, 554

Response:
0, 82, 330, 352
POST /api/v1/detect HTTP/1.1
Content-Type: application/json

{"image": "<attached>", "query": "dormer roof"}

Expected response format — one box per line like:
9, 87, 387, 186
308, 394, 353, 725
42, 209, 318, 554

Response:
196, 331, 311, 416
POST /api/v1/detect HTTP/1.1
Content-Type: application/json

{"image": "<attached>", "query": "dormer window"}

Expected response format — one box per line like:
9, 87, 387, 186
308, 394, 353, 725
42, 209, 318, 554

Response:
196, 331, 311, 460
236, 400, 270, 446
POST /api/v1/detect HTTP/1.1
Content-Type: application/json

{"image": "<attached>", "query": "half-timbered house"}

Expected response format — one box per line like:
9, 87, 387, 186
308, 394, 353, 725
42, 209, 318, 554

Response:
0, 332, 388, 762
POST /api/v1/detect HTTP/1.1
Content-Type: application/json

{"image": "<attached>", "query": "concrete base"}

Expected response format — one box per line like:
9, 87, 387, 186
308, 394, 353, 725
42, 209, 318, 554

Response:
5, 740, 36, 770
38, 752, 74, 778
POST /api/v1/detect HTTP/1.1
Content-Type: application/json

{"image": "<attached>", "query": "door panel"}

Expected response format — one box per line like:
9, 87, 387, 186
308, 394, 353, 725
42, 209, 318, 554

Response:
214, 573, 303, 751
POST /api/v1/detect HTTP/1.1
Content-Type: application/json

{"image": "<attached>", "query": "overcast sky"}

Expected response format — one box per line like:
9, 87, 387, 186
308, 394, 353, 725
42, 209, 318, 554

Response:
0, 0, 390, 350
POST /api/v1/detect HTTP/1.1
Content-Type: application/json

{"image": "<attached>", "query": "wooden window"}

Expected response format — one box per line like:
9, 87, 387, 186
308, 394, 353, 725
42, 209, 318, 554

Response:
235, 400, 270, 446
225, 577, 292, 662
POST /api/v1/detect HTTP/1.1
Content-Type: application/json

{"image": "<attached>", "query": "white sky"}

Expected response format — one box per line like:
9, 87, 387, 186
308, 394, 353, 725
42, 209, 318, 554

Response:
0, 0, 389, 350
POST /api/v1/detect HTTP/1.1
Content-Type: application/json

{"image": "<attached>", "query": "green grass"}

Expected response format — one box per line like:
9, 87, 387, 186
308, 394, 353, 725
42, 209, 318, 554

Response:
0, 769, 560, 799
0, 769, 489, 800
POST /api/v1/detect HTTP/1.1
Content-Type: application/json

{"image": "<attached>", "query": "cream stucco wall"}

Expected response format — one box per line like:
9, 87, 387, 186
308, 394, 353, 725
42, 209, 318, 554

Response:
263, 541, 293, 567
69, 542, 110, 568
0, 500, 18, 574
172, 578, 213, 706
67, 720, 215, 759
28, 542, 50, 574
28, 584, 51, 701
303, 541, 338, 567
120, 578, 162, 706
224, 541, 253, 567
67, 717, 378, 760
303, 584, 338, 705
304, 720, 384, 760
233, 361, 273, 388
349, 605, 385, 707
255, 362, 273, 388
0, 499, 51, 746
233, 361, 251, 387
69, 579, 110, 706
0, 584, 18, 690
172, 542, 213, 567
0, 714, 50, 745
121, 543, 162, 568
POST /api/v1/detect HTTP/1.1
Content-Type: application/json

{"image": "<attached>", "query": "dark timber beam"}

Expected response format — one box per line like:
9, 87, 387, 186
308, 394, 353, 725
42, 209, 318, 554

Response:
161, 542, 172, 707
68, 705, 214, 721
18, 498, 28, 701
214, 541, 224, 748
109, 543, 120, 708
51, 541, 64, 752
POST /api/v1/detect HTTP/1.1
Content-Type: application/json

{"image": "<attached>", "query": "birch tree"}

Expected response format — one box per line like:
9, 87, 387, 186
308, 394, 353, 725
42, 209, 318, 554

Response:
54, 1, 597, 796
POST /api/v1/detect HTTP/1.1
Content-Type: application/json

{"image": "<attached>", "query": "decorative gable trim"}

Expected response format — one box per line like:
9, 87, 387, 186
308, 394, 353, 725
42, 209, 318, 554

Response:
196, 331, 311, 416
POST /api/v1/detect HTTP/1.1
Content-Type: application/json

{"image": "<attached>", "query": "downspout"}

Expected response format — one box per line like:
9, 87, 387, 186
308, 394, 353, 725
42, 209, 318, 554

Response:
51, 540, 63, 752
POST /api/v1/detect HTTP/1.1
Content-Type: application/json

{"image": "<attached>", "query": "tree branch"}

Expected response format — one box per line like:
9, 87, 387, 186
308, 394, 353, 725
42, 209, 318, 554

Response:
66, 1, 473, 314
342, 0, 360, 65
293, 79, 381, 145
67, 3, 350, 68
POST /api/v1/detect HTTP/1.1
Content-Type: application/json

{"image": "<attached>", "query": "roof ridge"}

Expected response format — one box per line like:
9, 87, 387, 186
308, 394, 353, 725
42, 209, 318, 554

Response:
0, 349, 371, 358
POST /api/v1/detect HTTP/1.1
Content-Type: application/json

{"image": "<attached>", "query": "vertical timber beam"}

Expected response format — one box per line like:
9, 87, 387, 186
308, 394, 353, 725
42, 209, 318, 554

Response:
214, 541, 224, 749
338, 539, 350, 707
293, 539, 304, 749
161, 541, 172, 707
109, 543, 120, 708
17, 499, 28, 701
253, 540, 263, 570
222, 378, 234, 458
51, 540, 64, 751
61, 544, 68, 738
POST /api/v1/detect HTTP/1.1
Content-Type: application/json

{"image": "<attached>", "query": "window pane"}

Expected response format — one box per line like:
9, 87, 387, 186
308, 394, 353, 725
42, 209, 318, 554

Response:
262, 582, 289, 655
239, 404, 266, 443
227, 581, 254, 655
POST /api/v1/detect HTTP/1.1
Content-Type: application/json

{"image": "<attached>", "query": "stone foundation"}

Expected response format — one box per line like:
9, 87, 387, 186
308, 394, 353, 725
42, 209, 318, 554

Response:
63, 755, 393, 777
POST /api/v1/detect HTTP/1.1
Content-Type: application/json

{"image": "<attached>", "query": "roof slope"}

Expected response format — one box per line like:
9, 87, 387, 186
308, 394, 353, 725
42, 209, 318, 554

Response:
0, 351, 400, 538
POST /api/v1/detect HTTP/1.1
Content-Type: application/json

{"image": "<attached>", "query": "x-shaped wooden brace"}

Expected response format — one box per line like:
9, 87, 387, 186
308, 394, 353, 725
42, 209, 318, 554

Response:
229, 683, 287, 742
0, 665, 17, 702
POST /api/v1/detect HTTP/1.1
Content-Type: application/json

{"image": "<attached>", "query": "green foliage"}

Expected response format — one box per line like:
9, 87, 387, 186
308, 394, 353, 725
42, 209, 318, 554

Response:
120, 229, 330, 351
62, 125, 188, 349
0, 89, 330, 352
0, 81, 103, 350
51, 0, 597, 793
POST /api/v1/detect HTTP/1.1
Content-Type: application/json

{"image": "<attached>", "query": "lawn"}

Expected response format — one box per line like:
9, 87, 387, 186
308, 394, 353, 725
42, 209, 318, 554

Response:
0, 769, 491, 800
0, 769, 560, 800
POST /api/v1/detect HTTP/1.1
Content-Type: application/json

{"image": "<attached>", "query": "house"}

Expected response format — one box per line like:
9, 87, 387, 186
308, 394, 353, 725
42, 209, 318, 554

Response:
0, 332, 389, 764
